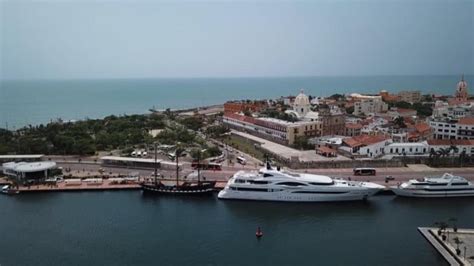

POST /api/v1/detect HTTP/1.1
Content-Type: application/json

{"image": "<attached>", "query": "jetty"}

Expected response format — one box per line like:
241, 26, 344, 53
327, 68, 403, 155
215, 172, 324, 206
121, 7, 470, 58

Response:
418, 227, 474, 266
12, 178, 228, 193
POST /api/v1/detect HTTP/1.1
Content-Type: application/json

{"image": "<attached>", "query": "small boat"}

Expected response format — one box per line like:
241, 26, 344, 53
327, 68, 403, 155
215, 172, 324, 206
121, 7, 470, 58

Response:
391, 173, 474, 198
1, 185, 20, 195
256, 227, 263, 238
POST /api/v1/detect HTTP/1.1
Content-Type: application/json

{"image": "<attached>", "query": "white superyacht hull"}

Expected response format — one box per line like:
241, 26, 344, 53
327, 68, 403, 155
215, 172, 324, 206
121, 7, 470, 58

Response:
391, 187, 474, 198
218, 188, 380, 202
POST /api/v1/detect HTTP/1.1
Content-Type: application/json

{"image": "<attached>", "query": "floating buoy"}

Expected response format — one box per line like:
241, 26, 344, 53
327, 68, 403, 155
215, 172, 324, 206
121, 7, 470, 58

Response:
256, 227, 263, 238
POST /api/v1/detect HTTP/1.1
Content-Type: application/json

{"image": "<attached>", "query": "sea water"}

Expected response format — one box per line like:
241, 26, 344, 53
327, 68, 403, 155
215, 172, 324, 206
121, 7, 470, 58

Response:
0, 75, 470, 128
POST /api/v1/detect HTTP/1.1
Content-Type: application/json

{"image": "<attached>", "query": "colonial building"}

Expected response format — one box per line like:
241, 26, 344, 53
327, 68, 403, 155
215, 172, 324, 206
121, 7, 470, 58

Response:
319, 108, 346, 136
284, 90, 319, 121
345, 123, 363, 136
223, 112, 322, 145
384, 142, 429, 156
339, 134, 391, 158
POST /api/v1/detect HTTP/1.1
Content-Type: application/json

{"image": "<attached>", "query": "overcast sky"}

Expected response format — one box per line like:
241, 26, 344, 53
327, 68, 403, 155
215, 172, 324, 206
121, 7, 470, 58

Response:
1, 0, 473, 80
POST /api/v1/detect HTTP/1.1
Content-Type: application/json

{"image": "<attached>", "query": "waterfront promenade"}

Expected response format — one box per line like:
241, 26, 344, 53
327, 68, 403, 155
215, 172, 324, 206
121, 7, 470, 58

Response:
419, 227, 474, 266
3, 162, 474, 193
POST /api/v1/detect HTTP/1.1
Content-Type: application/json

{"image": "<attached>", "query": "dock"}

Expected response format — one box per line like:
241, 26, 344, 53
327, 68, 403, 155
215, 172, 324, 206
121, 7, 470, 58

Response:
12, 178, 228, 193
418, 227, 474, 266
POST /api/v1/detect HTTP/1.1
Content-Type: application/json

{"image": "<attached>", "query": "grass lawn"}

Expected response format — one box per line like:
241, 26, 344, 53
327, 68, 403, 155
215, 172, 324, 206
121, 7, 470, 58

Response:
219, 134, 266, 161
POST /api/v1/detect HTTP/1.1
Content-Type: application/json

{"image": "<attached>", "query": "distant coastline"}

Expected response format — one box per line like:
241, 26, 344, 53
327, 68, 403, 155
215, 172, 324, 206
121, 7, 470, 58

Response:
1, 75, 471, 129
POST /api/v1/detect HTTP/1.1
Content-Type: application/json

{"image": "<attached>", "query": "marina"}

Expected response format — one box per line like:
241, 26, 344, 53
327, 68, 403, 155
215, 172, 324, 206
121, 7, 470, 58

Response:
0, 191, 471, 265
2, 0, 472, 265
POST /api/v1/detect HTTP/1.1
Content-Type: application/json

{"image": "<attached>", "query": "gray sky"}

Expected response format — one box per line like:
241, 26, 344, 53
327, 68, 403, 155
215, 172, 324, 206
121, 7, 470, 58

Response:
1, 0, 473, 80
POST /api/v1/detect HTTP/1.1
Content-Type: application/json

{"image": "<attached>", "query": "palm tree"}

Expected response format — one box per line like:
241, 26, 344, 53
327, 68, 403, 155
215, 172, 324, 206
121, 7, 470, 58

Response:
451, 145, 459, 152
449, 217, 458, 232
459, 150, 467, 167
453, 237, 463, 255
434, 221, 449, 240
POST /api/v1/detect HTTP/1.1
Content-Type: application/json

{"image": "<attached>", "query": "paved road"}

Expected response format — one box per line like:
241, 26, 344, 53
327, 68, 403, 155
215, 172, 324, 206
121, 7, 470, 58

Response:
58, 161, 474, 185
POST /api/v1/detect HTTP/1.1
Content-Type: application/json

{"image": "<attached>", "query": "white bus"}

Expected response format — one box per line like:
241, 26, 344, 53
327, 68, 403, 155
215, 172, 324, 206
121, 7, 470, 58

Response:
353, 168, 376, 176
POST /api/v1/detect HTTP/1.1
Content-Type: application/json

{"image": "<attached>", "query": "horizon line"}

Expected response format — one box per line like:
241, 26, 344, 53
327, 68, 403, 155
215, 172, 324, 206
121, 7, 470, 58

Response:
2, 73, 473, 82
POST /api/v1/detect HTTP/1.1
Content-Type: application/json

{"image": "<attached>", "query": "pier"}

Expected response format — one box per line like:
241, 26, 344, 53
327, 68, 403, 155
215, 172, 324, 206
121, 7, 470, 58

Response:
9, 178, 229, 193
419, 227, 474, 266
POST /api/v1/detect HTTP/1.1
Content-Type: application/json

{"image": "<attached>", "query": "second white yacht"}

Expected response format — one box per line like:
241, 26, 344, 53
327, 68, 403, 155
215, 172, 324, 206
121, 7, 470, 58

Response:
391, 173, 474, 198
218, 163, 384, 202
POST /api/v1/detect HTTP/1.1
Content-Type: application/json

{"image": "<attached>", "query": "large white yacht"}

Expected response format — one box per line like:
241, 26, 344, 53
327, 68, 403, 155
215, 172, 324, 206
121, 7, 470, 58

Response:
391, 173, 474, 198
218, 163, 384, 202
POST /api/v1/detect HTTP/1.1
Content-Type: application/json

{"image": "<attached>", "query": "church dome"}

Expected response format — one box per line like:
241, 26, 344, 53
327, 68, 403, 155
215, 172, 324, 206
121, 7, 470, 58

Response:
294, 90, 310, 106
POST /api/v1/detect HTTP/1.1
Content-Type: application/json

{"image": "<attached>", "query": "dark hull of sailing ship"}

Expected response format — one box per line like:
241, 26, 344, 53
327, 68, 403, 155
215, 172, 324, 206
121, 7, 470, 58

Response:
141, 181, 216, 194
143, 143, 216, 195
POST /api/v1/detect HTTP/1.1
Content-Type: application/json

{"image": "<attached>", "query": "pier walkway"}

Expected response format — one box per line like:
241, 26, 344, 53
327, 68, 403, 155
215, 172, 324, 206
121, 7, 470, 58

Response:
419, 227, 474, 266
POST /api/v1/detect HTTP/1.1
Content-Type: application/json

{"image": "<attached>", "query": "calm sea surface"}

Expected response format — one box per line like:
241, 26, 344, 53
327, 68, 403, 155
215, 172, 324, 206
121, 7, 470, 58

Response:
1, 192, 474, 265
1, 75, 471, 128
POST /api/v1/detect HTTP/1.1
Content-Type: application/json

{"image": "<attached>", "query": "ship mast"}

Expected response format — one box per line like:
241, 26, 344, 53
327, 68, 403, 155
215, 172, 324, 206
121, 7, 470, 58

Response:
154, 142, 158, 186
197, 150, 201, 185
175, 144, 182, 187
175, 151, 179, 187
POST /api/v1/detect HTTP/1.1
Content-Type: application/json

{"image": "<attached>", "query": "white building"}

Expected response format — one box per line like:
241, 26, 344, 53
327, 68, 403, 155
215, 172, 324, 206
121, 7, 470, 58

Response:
427, 139, 474, 156
340, 135, 392, 158
432, 102, 474, 119
351, 94, 388, 116
2, 161, 58, 182
456, 117, 474, 139
384, 142, 429, 156
429, 119, 458, 140
429, 117, 474, 140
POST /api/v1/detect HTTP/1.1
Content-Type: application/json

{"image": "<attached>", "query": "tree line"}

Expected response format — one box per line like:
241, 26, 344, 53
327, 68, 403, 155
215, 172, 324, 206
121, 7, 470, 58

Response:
0, 114, 166, 155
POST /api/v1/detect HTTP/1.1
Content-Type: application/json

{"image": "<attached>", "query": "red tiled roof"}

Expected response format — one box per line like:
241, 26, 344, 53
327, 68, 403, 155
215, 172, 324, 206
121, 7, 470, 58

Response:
224, 112, 257, 124
415, 123, 431, 134
407, 132, 420, 140
343, 138, 363, 148
343, 134, 389, 147
317, 146, 337, 153
458, 117, 474, 125
427, 139, 474, 146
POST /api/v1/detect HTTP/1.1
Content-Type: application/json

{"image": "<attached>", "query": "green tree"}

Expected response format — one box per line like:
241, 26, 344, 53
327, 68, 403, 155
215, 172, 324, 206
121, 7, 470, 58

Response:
293, 136, 313, 150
